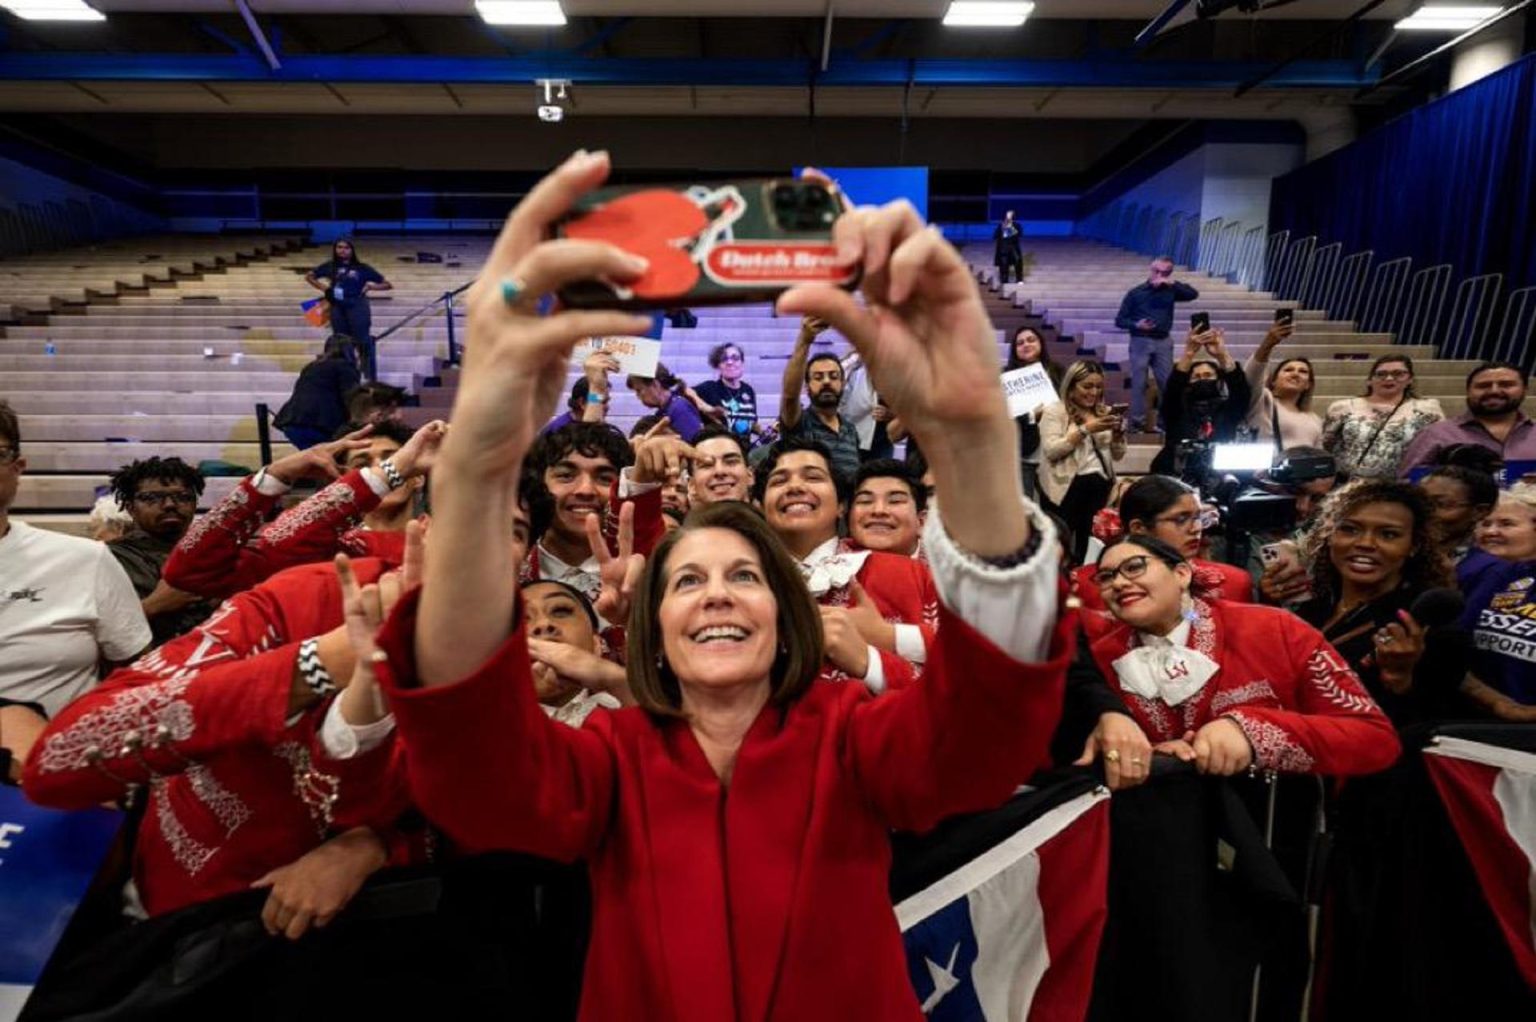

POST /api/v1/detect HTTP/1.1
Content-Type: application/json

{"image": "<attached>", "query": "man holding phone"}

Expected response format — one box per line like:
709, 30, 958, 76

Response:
1114, 256, 1200, 433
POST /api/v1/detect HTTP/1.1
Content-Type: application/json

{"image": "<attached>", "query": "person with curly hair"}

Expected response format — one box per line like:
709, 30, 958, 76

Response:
106, 455, 217, 646
1265, 478, 1462, 727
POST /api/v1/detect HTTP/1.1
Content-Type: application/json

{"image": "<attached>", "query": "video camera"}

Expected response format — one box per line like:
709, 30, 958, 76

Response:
1179, 441, 1338, 540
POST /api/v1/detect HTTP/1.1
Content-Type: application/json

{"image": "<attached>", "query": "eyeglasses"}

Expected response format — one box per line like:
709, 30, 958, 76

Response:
1154, 508, 1220, 531
0, 447, 17, 464
717, 353, 744, 364
1371, 369, 1410, 380
1425, 498, 1470, 512
1091, 554, 1156, 589
133, 490, 197, 507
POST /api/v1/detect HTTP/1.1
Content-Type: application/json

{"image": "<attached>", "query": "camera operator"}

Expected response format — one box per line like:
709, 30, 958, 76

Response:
1247, 446, 1339, 593
1150, 328, 1250, 477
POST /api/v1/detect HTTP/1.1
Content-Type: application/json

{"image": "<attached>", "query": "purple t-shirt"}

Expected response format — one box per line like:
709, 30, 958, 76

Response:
542, 410, 576, 435
662, 392, 703, 442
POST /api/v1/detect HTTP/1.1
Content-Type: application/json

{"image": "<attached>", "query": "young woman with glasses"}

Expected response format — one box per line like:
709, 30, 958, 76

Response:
1320, 355, 1443, 480
1078, 534, 1398, 786
1072, 475, 1252, 633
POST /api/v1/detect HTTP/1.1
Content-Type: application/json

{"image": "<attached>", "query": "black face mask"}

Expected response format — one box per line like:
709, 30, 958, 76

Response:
1187, 379, 1222, 403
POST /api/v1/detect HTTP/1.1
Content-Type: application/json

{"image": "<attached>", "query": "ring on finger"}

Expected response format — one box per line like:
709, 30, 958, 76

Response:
1104, 748, 1121, 763
1129, 757, 1144, 767
500, 276, 534, 309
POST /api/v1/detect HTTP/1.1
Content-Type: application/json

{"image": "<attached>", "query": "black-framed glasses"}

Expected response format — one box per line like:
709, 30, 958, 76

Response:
1091, 554, 1155, 589
133, 490, 197, 507
1371, 369, 1410, 380
717, 352, 744, 364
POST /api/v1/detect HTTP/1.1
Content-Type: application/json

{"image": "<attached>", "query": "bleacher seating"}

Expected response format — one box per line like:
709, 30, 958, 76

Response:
2, 230, 1514, 535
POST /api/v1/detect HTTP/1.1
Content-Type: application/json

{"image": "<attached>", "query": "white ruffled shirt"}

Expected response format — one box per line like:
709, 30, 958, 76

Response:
1111, 618, 1220, 707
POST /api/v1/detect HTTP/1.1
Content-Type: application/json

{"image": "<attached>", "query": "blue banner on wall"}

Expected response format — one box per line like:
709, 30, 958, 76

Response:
0, 786, 121, 1015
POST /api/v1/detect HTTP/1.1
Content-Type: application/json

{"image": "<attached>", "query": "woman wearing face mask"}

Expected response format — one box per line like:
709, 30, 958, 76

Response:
1245, 322, 1321, 449
1073, 476, 1251, 625
1081, 534, 1397, 782
1039, 360, 1126, 563
1149, 329, 1250, 477
1460, 485, 1536, 721
1275, 480, 1460, 728
1321, 356, 1443, 480
1007, 326, 1064, 501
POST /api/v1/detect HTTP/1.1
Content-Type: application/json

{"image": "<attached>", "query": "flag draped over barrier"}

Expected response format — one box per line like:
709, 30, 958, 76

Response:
1424, 736, 1536, 990
896, 788, 1110, 1021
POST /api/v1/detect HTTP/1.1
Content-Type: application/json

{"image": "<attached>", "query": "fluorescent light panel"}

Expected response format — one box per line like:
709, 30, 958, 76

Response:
0, 0, 104, 20
475, 1, 566, 26
943, 2, 1035, 28
1395, 5, 1504, 30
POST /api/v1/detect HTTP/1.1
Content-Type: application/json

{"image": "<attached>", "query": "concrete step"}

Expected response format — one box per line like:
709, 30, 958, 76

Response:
13, 474, 242, 512
21, 440, 296, 473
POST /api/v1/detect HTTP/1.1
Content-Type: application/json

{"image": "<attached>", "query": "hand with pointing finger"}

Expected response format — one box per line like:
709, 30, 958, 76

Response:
632, 419, 698, 486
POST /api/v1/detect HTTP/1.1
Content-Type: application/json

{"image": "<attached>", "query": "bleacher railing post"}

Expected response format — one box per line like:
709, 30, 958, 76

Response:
255, 402, 273, 467
443, 290, 459, 366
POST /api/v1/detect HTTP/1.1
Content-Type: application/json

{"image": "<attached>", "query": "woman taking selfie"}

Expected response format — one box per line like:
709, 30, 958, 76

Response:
1149, 328, 1250, 477
365, 154, 1071, 1022
1039, 360, 1126, 562
1244, 320, 1321, 448
1081, 534, 1398, 781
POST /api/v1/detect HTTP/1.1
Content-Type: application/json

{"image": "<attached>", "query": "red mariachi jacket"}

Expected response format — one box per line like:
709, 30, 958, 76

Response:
1088, 598, 1400, 775
23, 559, 411, 917
164, 470, 403, 599
374, 588, 1074, 1022
811, 543, 940, 690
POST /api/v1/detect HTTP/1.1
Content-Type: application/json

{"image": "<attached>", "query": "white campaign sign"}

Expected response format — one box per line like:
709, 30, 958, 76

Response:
571, 336, 661, 378
1001, 364, 1060, 419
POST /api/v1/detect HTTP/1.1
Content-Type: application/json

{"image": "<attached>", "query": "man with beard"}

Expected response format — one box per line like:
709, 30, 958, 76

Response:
847, 459, 925, 559
1397, 361, 1536, 476
107, 456, 219, 646
687, 426, 754, 506
778, 315, 862, 482
754, 437, 937, 691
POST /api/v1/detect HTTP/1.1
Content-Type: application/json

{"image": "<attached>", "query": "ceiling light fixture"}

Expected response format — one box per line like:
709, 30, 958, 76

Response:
0, 0, 104, 20
942, 2, 1035, 28
1395, 5, 1505, 30
476, 1, 566, 27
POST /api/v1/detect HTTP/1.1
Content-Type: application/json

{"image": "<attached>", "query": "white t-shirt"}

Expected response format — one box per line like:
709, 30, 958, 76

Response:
0, 521, 151, 717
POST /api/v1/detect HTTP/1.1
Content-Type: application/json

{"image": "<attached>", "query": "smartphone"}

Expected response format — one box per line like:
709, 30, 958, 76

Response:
1190, 311, 1211, 334
1109, 403, 1130, 417
555, 178, 859, 309
1274, 308, 1295, 326
1259, 542, 1285, 565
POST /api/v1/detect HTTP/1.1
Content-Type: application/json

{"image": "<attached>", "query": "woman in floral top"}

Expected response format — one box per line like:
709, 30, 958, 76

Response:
1321, 355, 1443, 479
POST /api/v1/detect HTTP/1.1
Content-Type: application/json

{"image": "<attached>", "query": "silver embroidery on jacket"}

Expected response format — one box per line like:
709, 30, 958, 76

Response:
36, 676, 195, 775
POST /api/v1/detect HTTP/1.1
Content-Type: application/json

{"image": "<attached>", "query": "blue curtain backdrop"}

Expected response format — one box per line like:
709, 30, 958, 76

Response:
1269, 53, 1536, 292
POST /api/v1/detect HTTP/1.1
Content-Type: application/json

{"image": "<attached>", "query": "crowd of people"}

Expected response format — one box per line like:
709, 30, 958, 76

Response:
1, 157, 1533, 1019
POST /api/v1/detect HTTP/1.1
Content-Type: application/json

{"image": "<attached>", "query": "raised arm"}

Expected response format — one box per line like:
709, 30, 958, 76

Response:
778, 316, 825, 432
777, 197, 1069, 829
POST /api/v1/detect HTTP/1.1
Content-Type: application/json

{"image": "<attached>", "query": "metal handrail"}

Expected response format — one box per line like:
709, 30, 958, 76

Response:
373, 280, 474, 367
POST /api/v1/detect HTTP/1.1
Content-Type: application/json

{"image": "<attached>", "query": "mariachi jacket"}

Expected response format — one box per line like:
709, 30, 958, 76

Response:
1088, 598, 1400, 775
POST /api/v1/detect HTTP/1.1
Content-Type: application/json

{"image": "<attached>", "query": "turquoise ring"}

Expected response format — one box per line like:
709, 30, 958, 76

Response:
500, 277, 530, 308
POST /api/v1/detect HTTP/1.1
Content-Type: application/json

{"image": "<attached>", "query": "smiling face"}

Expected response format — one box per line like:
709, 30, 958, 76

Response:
1477, 498, 1536, 561
1271, 359, 1313, 401
543, 451, 617, 548
1420, 475, 1484, 542
1467, 367, 1525, 419
762, 450, 842, 548
849, 476, 922, 555
1096, 543, 1191, 634
715, 345, 745, 385
1068, 371, 1104, 411
657, 528, 779, 694
1368, 360, 1411, 401
1328, 501, 1415, 591
690, 435, 753, 505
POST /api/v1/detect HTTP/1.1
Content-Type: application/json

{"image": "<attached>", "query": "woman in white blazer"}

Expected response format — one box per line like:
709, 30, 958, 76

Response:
1039, 360, 1127, 562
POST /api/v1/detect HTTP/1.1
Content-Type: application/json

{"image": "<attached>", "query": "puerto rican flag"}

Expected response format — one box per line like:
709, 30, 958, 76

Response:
896, 789, 1110, 1021
1423, 736, 1536, 990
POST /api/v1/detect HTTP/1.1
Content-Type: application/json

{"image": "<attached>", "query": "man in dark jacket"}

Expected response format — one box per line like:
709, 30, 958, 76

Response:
273, 335, 362, 449
106, 455, 218, 647
993, 210, 1023, 284
1114, 256, 1199, 432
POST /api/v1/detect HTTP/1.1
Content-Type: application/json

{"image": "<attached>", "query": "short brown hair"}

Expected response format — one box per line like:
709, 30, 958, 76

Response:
0, 399, 18, 452
625, 500, 822, 717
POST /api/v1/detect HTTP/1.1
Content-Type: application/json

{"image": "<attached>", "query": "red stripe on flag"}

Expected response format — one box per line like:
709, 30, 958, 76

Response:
1028, 799, 1111, 1022
1424, 753, 1536, 990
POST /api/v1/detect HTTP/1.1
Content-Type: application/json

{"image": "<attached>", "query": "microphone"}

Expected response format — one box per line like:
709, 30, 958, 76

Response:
1408, 587, 1465, 630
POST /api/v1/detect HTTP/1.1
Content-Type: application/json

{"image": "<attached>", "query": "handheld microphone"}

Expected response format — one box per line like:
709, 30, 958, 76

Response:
1408, 587, 1465, 630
